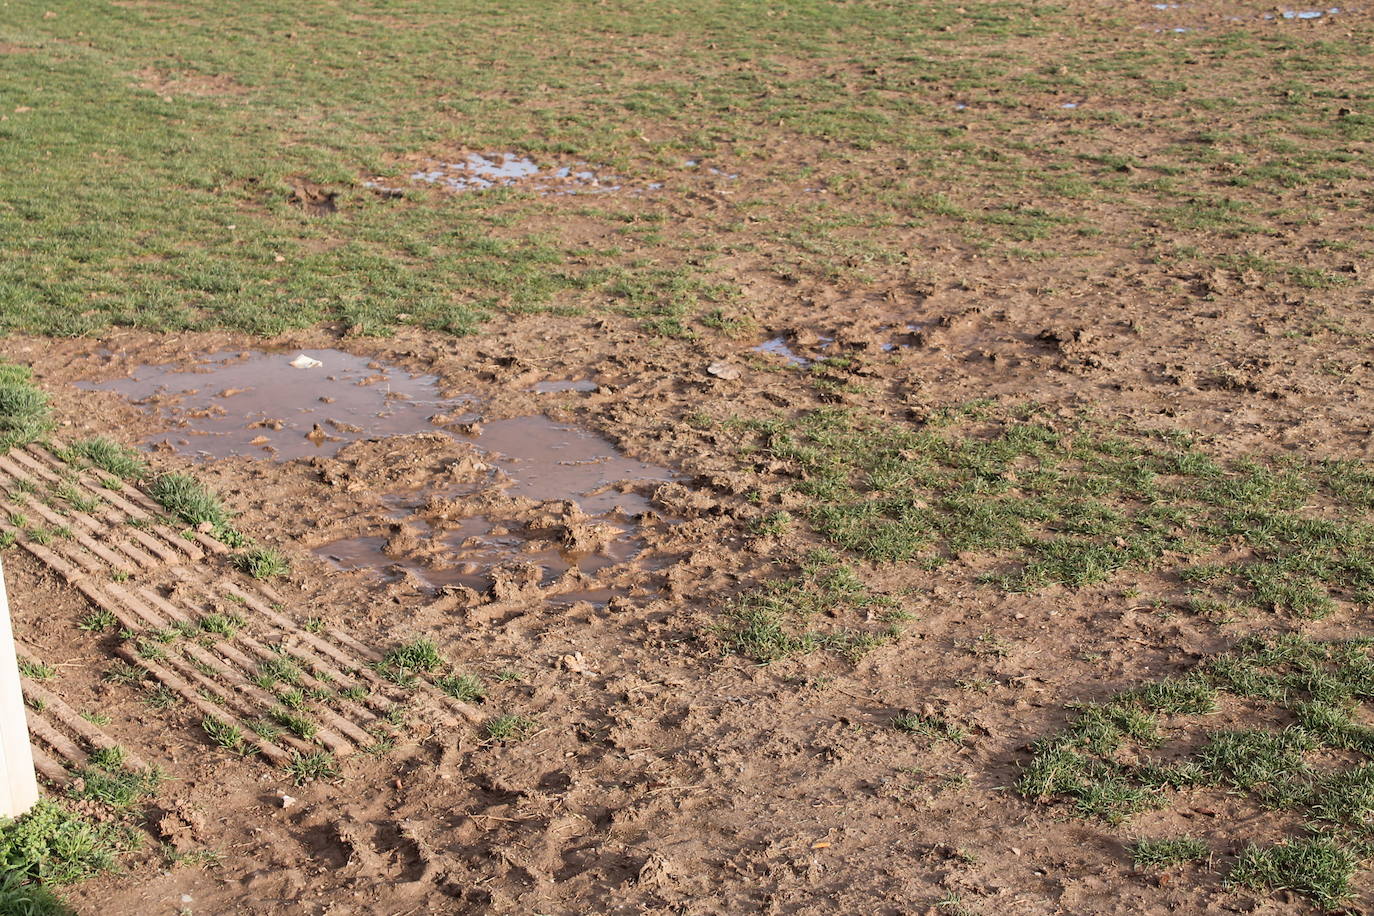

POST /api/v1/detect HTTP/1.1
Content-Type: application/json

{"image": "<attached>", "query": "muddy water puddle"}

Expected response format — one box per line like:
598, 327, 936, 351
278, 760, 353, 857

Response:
85, 349, 678, 602
78, 349, 459, 460
367, 152, 739, 197
370, 152, 663, 196
532, 379, 598, 393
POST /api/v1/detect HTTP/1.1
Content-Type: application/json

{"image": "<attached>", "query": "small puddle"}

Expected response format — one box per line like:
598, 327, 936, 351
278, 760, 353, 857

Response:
85, 349, 679, 600
1265, 7, 1340, 17
532, 379, 599, 393
368, 152, 634, 196
316, 512, 642, 594
78, 350, 456, 461
751, 334, 836, 367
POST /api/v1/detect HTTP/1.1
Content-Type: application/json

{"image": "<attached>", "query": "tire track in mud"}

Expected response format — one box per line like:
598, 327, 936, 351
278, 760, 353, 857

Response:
2, 440, 478, 782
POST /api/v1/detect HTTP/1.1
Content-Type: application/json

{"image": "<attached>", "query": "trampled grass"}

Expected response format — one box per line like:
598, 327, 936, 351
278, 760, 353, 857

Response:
0, 1, 1367, 339
1021, 634, 1374, 907
737, 404, 1374, 621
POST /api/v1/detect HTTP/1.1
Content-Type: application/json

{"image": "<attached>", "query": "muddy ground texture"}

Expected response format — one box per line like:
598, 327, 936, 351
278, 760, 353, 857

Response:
5, 0, 1374, 913
9, 224, 1374, 916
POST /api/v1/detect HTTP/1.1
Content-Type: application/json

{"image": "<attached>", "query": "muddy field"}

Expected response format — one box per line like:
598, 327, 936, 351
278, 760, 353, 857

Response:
3, 0, 1374, 914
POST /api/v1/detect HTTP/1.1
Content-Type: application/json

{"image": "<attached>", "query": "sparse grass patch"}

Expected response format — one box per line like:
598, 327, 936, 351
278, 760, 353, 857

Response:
482, 714, 537, 742
56, 438, 146, 481
232, 547, 289, 580
739, 404, 1374, 620
147, 474, 243, 546
285, 751, 339, 785
892, 712, 967, 744
1023, 634, 1374, 906
717, 549, 901, 663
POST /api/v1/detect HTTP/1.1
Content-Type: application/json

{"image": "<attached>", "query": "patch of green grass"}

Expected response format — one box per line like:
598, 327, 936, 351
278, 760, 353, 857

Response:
0, 869, 74, 916
435, 673, 486, 703
68, 753, 162, 810
56, 438, 146, 480
0, 798, 134, 886
255, 655, 302, 687
0, 364, 52, 451
147, 474, 243, 546
232, 546, 289, 580
271, 708, 317, 741
1131, 836, 1210, 869
284, 751, 339, 785
482, 714, 537, 742
1230, 837, 1358, 910
198, 612, 245, 638
739, 404, 1374, 621
376, 637, 443, 685
717, 550, 900, 662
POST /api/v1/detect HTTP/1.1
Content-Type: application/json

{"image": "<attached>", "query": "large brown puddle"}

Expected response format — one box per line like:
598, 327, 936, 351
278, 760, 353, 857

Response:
83, 350, 677, 601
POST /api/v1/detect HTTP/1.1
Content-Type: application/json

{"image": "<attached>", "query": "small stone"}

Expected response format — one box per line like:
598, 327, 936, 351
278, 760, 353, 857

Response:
707, 362, 742, 380
278, 793, 296, 809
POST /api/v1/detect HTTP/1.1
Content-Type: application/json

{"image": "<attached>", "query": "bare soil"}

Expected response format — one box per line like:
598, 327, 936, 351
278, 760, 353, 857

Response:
5, 253, 1368, 914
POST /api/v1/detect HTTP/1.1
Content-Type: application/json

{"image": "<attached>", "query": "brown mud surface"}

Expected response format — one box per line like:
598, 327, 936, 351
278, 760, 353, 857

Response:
5, 272, 1370, 914
5, 2, 1374, 911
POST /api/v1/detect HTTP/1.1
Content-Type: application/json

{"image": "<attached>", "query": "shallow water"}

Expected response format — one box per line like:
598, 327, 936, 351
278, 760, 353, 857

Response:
78, 349, 455, 461
751, 334, 835, 366
405, 152, 623, 195
314, 512, 638, 593
86, 348, 678, 595
532, 379, 599, 393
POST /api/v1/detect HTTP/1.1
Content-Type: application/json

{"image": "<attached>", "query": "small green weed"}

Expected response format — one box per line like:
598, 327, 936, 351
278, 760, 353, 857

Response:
285, 751, 339, 785
482, 714, 537, 742
232, 547, 289, 580
201, 715, 248, 755
1131, 836, 1210, 869
148, 474, 243, 545
436, 673, 486, 703
78, 609, 117, 632
17, 659, 54, 680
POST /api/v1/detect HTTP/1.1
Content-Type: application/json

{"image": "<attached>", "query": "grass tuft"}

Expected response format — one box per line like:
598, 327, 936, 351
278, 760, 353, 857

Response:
1131, 836, 1210, 870
57, 438, 145, 480
147, 474, 243, 545
232, 547, 289, 580
284, 751, 339, 785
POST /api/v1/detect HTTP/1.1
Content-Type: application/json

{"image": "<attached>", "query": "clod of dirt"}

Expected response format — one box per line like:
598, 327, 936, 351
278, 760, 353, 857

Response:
288, 183, 338, 215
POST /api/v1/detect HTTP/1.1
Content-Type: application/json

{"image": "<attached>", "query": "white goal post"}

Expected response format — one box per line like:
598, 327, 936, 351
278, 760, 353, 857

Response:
0, 559, 38, 819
